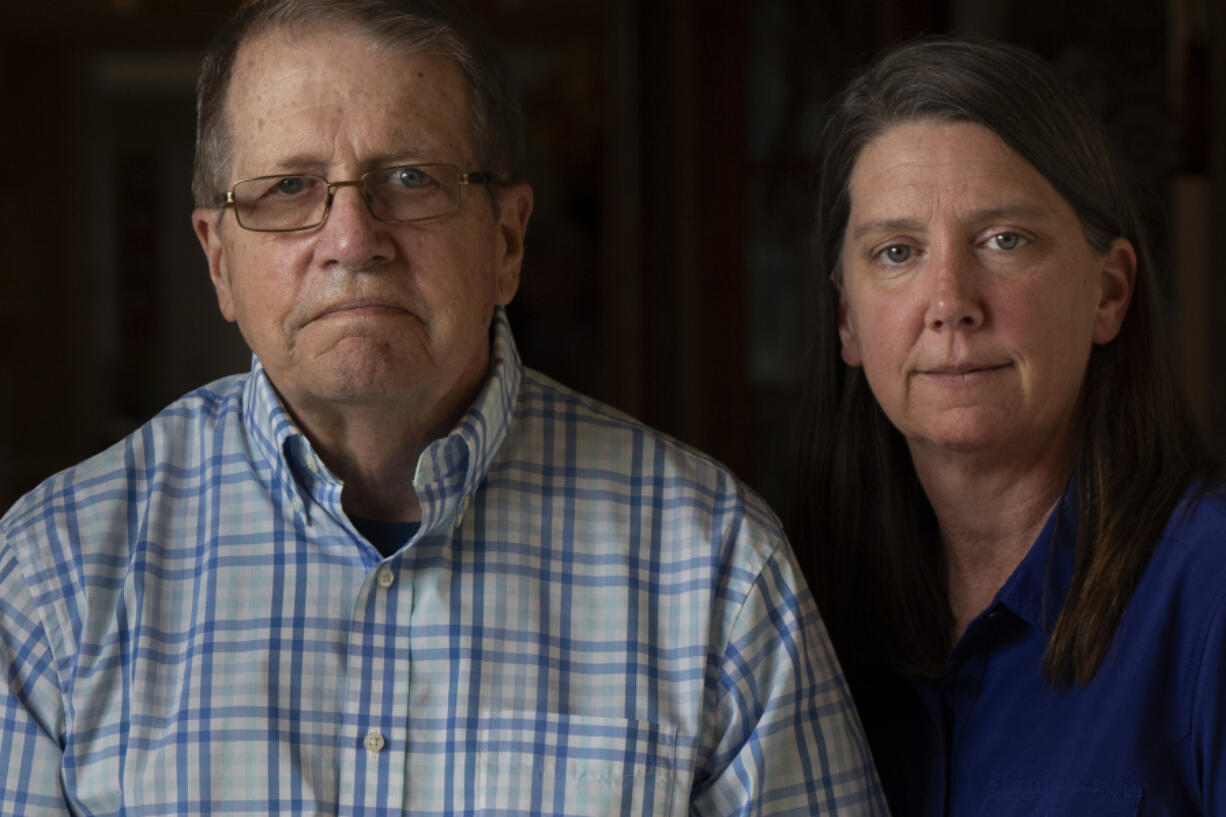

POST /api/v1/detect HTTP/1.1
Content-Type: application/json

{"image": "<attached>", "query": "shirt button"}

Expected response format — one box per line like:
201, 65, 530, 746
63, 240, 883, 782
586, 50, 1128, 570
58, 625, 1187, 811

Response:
364, 731, 385, 754
454, 497, 468, 529
291, 496, 304, 514
376, 568, 395, 589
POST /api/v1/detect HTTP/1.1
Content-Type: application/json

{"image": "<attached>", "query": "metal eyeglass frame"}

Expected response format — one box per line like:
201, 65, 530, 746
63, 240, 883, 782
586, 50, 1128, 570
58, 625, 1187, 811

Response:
218, 163, 503, 232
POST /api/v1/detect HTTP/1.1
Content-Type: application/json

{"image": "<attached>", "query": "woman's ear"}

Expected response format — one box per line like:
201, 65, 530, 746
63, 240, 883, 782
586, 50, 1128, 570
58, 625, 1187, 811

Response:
838, 296, 863, 367
1092, 237, 1136, 345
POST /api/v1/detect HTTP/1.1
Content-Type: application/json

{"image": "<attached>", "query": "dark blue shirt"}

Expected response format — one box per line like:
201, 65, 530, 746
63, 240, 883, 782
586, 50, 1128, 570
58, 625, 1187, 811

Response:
861, 487, 1226, 816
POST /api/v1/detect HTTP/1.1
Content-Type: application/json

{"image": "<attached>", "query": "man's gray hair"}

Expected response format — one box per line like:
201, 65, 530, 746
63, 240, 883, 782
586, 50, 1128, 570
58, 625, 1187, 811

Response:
191, 0, 523, 209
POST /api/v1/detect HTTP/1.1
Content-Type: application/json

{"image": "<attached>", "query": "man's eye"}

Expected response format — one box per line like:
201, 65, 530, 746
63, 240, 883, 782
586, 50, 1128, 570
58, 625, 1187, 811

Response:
392, 167, 431, 189
881, 245, 911, 264
273, 176, 308, 196
991, 232, 1025, 250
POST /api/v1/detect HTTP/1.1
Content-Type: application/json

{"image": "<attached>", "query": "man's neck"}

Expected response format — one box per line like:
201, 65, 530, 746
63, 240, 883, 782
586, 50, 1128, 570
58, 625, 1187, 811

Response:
312, 414, 429, 523
286, 390, 475, 524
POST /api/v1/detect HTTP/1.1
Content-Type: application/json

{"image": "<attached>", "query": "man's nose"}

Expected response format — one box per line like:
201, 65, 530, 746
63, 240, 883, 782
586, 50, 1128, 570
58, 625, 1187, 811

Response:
317, 184, 396, 269
923, 246, 984, 331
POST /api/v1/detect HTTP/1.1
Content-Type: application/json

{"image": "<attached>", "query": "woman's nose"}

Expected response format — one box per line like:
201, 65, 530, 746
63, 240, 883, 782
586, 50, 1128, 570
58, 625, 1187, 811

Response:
924, 248, 983, 331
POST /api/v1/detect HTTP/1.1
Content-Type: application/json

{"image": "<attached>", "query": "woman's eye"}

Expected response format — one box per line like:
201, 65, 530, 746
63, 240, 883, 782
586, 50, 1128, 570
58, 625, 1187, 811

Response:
990, 232, 1025, 250
881, 244, 912, 264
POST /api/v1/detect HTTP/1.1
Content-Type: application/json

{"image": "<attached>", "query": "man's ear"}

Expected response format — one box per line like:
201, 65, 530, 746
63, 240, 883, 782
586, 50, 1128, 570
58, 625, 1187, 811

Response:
837, 294, 863, 366
193, 208, 236, 322
1092, 237, 1136, 345
493, 184, 533, 306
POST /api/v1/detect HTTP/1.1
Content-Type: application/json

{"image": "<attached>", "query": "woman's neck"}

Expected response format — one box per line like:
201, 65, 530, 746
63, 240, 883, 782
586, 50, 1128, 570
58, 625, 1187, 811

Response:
910, 443, 1071, 642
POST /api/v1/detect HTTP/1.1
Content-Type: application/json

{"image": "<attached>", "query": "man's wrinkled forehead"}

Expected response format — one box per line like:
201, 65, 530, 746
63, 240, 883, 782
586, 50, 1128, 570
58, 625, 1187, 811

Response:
221, 24, 474, 177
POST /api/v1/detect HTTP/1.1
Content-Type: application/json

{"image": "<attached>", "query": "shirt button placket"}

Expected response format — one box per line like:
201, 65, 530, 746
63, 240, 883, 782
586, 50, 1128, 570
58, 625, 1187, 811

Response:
360, 562, 411, 809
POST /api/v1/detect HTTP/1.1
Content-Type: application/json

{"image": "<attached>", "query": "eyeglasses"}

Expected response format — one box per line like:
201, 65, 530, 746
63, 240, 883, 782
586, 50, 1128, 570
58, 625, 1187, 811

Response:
219, 163, 502, 232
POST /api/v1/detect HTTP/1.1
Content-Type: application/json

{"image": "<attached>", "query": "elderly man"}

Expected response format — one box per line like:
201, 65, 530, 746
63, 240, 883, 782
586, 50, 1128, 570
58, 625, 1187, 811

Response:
0, 2, 884, 815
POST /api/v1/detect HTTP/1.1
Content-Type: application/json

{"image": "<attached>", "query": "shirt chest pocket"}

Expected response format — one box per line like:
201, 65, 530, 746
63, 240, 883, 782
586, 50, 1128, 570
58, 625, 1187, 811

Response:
475, 712, 679, 817
980, 780, 1142, 817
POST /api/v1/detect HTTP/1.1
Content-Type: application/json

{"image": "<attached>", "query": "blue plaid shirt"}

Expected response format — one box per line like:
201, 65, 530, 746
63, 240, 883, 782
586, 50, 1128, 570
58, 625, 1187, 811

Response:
0, 310, 885, 816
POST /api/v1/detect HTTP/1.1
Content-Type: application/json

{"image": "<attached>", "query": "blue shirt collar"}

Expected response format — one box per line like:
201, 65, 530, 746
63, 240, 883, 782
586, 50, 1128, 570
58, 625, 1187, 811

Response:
239, 307, 522, 536
992, 479, 1080, 633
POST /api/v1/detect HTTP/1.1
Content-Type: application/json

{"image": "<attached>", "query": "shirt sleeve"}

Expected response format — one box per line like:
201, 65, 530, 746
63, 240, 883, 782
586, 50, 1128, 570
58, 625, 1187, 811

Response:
690, 544, 888, 816
0, 538, 70, 816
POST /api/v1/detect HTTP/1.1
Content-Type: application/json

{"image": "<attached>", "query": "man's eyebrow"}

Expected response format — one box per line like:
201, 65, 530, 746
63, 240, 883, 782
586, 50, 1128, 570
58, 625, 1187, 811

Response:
366, 150, 430, 166
260, 154, 328, 174
847, 205, 1054, 241
261, 150, 430, 175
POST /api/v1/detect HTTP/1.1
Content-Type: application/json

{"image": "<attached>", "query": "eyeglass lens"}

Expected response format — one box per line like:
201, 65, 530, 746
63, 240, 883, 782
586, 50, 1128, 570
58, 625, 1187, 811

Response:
231, 164, 461, 231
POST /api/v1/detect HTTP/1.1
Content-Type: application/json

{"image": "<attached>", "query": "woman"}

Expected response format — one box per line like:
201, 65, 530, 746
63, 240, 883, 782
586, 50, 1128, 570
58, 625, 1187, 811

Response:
793, 38, 1225, 815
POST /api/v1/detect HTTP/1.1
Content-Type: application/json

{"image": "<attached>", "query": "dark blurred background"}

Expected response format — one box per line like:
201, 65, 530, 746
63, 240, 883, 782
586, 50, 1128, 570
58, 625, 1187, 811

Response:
2, 0, 1223, 518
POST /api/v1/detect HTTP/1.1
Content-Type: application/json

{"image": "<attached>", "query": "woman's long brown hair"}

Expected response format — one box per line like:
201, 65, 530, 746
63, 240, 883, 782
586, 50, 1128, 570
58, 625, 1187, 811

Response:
791, 37, 1211, 687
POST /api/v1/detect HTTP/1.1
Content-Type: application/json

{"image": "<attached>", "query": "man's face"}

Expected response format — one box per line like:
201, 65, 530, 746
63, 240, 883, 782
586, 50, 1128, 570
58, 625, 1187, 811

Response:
193, 25, 532, 429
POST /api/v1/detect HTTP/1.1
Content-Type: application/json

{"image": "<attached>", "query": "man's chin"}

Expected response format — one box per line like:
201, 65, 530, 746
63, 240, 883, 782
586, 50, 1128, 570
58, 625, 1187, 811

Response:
270, 351, 431, 412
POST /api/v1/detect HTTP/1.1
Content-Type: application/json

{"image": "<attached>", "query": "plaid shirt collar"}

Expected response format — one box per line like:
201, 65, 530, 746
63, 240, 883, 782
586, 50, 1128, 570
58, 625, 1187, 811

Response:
240, 306, 522, 536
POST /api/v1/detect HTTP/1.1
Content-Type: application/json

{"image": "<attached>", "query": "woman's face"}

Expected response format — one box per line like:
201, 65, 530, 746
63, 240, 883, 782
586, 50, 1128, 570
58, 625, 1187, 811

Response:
837, 119, 1134, 465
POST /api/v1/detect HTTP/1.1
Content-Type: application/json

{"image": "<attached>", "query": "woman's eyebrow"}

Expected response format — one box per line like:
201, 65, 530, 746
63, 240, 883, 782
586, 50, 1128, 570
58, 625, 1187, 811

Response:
848, 217, 925, 242
848, 205, 1054, 241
